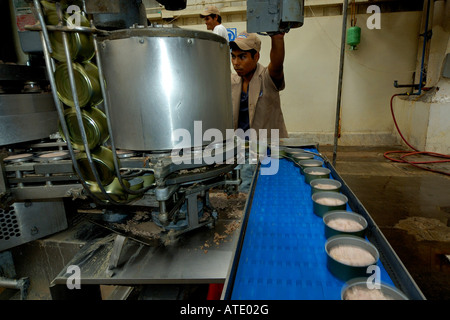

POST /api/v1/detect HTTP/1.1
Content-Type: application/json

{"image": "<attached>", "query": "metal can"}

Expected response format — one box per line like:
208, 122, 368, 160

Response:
325, 235, 379, 282
82, 61, 103, 106
40, 0, 65, 26
47, 8, 95, 62
54, 61, 102, 108
59, 106, 109, 151
89, 176, 130, 202
76, 146, 118, 186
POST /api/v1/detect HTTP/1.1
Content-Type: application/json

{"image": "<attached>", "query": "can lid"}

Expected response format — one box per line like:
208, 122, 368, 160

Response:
43, 2, 94, 61
50, 32, 78, 62
82, 62, 103, 106
4, 153, 34, 163
55, 62, 93, 108
60, 107, 108, 151
36, 150, 70, 162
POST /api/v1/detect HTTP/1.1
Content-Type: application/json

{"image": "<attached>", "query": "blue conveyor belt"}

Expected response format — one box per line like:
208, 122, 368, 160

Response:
230, 150, 395, 300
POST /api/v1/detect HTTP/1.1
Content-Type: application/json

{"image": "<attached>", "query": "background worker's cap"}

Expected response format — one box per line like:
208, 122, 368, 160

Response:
230, 32, 261, 52
200, 5, 220, 17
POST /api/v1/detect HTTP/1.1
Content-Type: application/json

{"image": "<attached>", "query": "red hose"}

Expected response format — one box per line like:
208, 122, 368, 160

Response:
384, 93, 450, 176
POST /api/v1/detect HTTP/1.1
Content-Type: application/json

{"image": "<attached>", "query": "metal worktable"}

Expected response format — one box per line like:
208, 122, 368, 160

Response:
49, 216, 242, 299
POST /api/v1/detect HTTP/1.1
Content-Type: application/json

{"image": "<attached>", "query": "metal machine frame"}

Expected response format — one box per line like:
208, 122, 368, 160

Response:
19, 0, 241, 236
0, 1, 242, 299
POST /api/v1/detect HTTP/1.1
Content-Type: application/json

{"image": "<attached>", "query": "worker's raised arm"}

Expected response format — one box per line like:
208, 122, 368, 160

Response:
268, 32, 285, 88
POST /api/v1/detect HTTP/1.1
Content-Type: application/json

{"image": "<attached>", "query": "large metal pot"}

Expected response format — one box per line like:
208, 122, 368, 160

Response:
96, 27, 233, 151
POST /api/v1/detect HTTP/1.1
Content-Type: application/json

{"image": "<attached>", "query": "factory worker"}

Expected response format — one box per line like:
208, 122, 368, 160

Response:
229, 32, 288, 139
230, 32, 288, 192
200, 6, 229, 43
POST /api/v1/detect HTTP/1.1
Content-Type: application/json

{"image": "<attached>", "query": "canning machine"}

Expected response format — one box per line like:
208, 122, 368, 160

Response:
0, 0, 309, 300
0, 0, 425, 302
1, 0, 243, 272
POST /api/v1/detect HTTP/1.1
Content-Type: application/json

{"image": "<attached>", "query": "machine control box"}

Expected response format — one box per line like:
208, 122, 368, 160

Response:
247, 0, 304, 33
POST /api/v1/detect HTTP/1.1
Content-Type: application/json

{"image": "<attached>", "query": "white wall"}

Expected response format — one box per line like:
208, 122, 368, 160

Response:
393, 91, 450, 155
184, 11, 422, 146
393, 1, 450, 155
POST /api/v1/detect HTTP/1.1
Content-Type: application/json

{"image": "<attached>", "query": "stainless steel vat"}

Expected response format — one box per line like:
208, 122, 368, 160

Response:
97, 27, 233, 151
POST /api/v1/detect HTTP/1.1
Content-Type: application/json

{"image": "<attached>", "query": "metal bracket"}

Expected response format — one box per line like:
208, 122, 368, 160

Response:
106, 234, 128, 277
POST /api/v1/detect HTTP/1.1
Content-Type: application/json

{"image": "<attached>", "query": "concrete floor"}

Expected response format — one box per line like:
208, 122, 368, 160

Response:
320, 144, 450, 300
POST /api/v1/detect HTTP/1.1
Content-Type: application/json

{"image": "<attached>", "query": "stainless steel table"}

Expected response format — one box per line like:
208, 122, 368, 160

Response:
49, 216, 243, 299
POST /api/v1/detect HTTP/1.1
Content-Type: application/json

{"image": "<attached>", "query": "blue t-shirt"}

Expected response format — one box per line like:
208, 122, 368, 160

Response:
238, 90, 250, 131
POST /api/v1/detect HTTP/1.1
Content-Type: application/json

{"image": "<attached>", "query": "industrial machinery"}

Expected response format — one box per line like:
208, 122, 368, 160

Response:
0, 0, 425, 302
1, 0, 245, 244
247, 0, 305, 34
0, 0, 248, 299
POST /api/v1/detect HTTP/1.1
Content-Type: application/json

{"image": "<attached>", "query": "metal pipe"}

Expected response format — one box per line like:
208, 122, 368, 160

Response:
32, 0, 52, 53
393, 80, 419, 89
392, 0, 431, 96
32, 2, 153, 204
417, 0, 431, 96
332, 0, 348, 166
57, 3, 116, 204
0, 277, 27, 289
52, 5, 143, 204
40, 3, 122, 203
61, 31, 125, 205
25, 24, 102, 34
39, 31, 106, 204
0, 277, 29, 300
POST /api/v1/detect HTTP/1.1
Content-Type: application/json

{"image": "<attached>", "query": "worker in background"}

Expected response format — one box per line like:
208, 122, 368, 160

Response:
229, 31, 288, 192
200, 6, 229, 43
